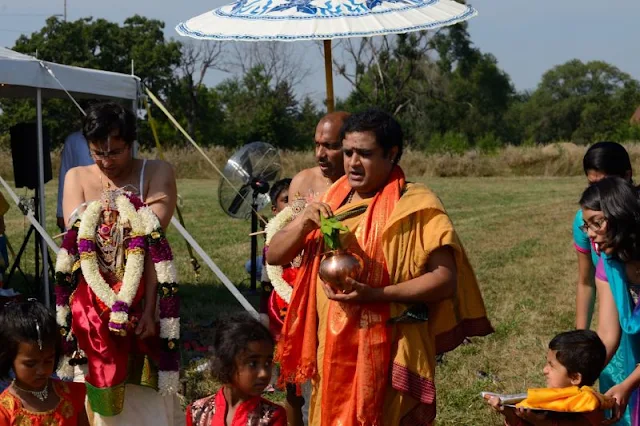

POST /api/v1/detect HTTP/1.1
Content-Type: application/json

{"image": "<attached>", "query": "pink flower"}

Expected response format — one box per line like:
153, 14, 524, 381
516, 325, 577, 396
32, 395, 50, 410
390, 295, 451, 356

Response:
126, 193, 145, 210
128, 236, 147, 251
150, 239, 173, 263
159, 351, 180, 371
61, 229, 79, 255
112, 301, 130, 313
159, 297, 180, 318
78, 239, 95, 254
55, 285, 72, 306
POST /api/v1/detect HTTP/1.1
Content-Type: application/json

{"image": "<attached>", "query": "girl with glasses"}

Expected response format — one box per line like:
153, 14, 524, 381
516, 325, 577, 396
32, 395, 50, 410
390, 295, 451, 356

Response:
573, 142, 634, 425
580, 177, 640, 425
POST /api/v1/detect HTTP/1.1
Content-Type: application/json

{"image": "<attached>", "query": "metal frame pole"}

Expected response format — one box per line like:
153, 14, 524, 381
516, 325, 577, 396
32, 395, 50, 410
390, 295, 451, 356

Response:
36, 88, 51, 307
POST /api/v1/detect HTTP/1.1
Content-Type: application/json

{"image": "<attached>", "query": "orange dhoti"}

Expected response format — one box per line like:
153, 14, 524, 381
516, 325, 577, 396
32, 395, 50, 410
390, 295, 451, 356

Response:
277, 166, 493, 426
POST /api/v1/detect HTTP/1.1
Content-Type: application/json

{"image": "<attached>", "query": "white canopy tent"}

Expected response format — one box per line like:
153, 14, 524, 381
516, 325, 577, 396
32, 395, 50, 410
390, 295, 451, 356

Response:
0, 47, 140, 100
0, 46, 141, 306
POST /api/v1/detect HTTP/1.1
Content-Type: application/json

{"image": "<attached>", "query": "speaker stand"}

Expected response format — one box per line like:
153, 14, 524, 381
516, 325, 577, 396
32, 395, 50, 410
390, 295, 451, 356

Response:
5, 187, 55, 297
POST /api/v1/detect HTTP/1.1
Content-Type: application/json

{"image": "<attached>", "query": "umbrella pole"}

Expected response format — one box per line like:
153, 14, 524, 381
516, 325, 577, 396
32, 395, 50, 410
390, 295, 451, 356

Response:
323, 40, 335, 113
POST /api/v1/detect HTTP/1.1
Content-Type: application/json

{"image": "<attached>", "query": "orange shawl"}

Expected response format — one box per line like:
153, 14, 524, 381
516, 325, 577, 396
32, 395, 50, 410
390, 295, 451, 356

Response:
277, 166, 405, 425
516, 386, 615, 412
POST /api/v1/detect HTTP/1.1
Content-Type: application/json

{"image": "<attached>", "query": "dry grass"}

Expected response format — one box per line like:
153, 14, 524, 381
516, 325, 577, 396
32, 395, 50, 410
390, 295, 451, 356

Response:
1, 173, 589, 425
2, 142, 640, 182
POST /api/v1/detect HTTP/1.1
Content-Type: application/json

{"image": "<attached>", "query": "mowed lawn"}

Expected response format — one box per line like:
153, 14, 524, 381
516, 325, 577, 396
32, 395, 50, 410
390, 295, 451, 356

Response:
3, 175, 586, 425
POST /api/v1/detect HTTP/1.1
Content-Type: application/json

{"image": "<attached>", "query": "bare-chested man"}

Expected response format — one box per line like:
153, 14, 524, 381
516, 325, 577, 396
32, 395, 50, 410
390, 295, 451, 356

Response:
62, 102, 180, 426
63, 104, 176, 231
289, 111, 350, 202
275, 111, 349, 426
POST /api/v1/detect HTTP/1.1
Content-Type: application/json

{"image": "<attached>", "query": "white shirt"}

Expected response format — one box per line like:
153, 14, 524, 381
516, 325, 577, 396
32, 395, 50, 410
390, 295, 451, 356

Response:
56, 131, 94, 217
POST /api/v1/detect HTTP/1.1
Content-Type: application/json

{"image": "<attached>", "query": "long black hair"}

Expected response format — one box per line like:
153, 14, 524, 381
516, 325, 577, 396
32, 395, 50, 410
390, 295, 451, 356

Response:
580, 176, 640, 262
209, 313, 274, 384
583, 141, 632, 181
0, 299, 61, 379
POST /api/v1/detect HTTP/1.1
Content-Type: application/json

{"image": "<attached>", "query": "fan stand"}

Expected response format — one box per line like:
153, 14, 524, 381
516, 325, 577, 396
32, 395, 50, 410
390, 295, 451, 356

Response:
250, 178, 270, 293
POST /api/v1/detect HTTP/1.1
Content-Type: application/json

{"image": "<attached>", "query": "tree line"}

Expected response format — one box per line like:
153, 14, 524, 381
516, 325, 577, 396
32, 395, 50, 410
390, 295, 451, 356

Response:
1, 15, 639, 153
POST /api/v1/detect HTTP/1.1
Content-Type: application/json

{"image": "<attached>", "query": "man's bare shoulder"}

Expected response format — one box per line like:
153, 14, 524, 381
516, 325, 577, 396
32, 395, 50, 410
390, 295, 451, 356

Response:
66, 164, 95, 181
290, 167, 320, 198
291, 167, 320, 185
144, 159, 175, 176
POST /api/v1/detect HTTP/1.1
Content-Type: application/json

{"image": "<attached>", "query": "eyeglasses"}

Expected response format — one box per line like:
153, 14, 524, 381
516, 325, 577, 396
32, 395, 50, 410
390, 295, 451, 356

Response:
579, 218, 607, 233
90, 147, 128, 160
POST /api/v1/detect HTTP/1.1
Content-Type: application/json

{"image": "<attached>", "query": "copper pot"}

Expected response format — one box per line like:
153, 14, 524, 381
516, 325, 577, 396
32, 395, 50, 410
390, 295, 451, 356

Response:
318, 249, 364, 293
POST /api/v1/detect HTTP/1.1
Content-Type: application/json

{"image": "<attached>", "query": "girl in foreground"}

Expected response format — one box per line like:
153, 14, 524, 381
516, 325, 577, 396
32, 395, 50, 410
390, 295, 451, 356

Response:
0, 299, 88, 425
186, 314, 286, 426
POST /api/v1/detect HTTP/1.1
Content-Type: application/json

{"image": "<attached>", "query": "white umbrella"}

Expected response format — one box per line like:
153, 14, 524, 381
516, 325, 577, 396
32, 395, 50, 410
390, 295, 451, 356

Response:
177, 0, 477, 111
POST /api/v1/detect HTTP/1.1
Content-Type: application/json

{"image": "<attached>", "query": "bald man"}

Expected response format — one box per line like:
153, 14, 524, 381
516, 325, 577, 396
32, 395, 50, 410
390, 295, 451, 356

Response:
279, 111, 349, 426
289, 111, 350, 202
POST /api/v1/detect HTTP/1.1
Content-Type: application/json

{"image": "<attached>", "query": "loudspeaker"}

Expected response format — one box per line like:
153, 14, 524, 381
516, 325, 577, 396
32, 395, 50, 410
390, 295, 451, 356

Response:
9, 123, 53, 190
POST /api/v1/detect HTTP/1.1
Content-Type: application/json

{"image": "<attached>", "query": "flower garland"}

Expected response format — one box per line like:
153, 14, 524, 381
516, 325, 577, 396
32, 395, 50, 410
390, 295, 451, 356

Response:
138, 205, 180, 396
265, 205, 297, 304
54, 192, 180, 396
77, 196, 146, 334
54, 220, 82, 380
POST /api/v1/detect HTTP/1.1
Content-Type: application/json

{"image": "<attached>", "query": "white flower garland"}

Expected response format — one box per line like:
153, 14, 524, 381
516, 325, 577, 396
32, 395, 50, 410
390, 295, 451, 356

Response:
140, 204, 180, 396
265, 206, 298, 304
56, 194, 180, 395
54, 243, 77, 380
77, 196, 146, 333
55, 249, 76, 278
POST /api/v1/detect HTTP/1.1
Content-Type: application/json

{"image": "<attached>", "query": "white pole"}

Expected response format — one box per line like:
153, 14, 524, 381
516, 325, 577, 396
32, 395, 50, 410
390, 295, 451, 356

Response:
170, 216, 259, 317
36, 88, 51, 307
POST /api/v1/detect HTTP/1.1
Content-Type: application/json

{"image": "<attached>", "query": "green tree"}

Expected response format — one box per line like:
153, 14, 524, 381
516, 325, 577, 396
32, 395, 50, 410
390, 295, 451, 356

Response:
12, 15, 181, 95
337, 23, 515, 148
0, 16, 182, 148
216, 66, 317, 150
519, 59, 640, 144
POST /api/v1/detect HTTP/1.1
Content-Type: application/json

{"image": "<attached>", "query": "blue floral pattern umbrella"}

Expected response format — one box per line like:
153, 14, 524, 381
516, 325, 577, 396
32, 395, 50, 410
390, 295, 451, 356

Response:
176, 0, 477, 110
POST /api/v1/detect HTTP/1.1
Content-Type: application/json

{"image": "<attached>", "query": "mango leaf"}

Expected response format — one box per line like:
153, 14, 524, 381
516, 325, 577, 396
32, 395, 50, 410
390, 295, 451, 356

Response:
330, 220, 348, 231
320, 221, 333, 235
324, 233, 337, 250
320, 216, 348, 250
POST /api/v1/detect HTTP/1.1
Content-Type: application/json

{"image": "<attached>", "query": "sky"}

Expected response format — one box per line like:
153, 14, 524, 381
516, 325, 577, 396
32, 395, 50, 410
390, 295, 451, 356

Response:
1, 0, 639, 104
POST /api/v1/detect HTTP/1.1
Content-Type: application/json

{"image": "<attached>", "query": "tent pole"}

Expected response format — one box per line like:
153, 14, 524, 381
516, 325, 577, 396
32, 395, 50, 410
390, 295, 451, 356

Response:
36, 88, 51, 307
323, 40, 335, 113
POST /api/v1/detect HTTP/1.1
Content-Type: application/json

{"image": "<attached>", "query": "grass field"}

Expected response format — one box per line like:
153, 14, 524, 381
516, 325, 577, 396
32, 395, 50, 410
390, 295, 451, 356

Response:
2, 175, 587, 425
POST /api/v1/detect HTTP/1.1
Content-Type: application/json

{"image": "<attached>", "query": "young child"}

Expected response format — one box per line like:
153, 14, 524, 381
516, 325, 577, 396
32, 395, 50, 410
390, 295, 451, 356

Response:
260, 178, 293, 336
186, 313, 286, 426
260, 178, 308, 426
486, 330, 613, 425
247, 178, 292, 286
0, 299, 89, 426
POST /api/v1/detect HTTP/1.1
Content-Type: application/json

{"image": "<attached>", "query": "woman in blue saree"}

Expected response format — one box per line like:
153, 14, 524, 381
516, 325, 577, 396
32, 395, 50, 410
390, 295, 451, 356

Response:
574, 142, 633, 425
580, 177, 640, 425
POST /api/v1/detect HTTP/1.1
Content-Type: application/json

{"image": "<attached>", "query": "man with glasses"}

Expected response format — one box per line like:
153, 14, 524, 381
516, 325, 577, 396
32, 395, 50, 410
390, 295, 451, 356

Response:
62, 102, 177, 230
61, 102, 179, 426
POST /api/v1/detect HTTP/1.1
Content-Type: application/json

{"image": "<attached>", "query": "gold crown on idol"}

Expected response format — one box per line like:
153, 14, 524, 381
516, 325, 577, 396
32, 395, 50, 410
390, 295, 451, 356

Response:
100, 185, 137, 211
